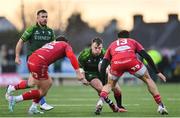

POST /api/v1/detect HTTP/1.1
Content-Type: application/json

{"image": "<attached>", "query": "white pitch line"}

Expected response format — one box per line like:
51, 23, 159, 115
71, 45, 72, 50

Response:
167, 98, 180, 101
0, 103, 140, 107
48, 97, 180, 102
52, 104, 140, 107
49, 98, 97, 101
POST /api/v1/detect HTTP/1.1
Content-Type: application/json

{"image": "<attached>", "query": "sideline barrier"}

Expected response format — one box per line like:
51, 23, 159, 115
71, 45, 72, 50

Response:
0, 73, 22, 87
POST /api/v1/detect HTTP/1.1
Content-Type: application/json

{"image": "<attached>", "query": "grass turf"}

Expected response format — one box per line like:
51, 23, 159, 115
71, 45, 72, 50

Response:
0, 83, 179, 117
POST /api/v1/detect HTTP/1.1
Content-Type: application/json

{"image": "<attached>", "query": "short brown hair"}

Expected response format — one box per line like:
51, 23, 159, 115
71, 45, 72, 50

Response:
92, 37, 103, 46
118, 30, 130, 38
56, 36, 69, 42
37, 9, 47, 15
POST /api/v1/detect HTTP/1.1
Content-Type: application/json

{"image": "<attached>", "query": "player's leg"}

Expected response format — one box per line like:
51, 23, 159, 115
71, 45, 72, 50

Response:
90, 78, 104, 114
29, 76, 52, 114
27, 74, 53, 111
90, 78, 103, 93
131, 61, 168, 115
105, 64, 127, 111
112, 84, 127, 112
5, 74, 35, 97
6, 78, 41, 112
90, 78, 119, 114
96, 73, 119, 114
138, 70, 168, 115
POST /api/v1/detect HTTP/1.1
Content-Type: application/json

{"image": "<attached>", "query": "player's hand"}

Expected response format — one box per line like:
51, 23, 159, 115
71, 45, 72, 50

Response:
15, 56, 21, 64
76, 68, 89, 85
76, 69, 84, 79
75, 68, 89, 85
157, 72, 166, 82
79, 78, 89, 86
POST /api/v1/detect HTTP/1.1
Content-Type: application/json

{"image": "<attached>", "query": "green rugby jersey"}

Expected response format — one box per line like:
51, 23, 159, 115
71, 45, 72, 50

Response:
21, 24, 55, 56
78, 48, 106, 76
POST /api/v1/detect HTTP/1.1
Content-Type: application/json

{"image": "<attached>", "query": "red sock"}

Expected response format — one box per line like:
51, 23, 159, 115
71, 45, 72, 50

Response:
33, 98, 41, 104
100, 91, 108, 99
15, 80, 28, 90
113, 89, 121, 97
153, 94, 162, 105
22, 90, 40, 100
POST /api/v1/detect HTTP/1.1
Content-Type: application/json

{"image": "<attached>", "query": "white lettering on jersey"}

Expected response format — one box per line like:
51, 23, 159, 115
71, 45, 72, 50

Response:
115, 45, 130, 51
131, 64, 140, 71
116, 40, 120, 46
42, 43, 54, 49
115, 39, 129, 51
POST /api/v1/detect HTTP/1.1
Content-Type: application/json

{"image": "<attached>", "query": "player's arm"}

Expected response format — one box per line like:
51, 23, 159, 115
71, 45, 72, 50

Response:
99, 58, 110, 85
66, 48, 89, 85
100, 47, 111, 83
78, 50, 86, 77
51, 30, 56, 41
15, 26, 34, 64
138, 50, 166, 82
15, 39, 24, 64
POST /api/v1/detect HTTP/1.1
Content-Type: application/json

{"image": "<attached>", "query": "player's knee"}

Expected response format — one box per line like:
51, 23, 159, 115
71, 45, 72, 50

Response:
49, 78, 53, 86
107, 81, 115, 89
97, 87, 102, 93
140, 72, 150, 83
112, 86, 119, 92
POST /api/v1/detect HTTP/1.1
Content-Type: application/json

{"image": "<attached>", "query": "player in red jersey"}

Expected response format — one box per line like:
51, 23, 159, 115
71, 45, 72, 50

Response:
5, 36, 88, 114
96, 30, 168, 115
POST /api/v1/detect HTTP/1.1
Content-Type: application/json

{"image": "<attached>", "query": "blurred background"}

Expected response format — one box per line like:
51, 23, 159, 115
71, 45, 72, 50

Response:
0, 0, 180, 86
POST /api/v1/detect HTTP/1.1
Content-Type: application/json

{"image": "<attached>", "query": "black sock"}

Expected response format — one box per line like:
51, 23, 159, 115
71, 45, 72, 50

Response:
104, 97, 114, 106
114, 94, 122, 107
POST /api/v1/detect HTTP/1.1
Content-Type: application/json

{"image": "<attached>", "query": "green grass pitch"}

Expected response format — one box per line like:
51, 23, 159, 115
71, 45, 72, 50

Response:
0, 83, 180, 117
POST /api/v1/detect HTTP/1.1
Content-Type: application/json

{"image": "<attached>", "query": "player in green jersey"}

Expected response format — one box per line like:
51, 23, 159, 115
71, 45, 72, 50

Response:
14, 9, 55, 114
78, 37, 127, 114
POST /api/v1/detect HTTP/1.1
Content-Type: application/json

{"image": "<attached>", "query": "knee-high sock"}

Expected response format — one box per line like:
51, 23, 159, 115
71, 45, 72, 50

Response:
153, 94, 162, 105
15, 90, 40, 103
15, 80, 30, 90
100, 91, 113, 105
113, 89, 122, 107
22, 90, 40, 101
100, 91, 118, 111
39, 97, 46, 105
33, 98, 42, 104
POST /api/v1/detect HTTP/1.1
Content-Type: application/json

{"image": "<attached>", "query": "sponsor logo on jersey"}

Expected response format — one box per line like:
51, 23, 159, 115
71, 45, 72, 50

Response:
48, 31, 51, 35
34, 30, 40, 35
115, 45, 130, 51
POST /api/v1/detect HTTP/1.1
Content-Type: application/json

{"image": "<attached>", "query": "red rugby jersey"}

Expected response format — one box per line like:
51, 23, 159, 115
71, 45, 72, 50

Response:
34, 41, 79, 69
104, 38, 144, 62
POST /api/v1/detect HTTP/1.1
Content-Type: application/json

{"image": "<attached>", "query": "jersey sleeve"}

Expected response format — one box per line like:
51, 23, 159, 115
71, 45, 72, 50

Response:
51, 29, 56, 41
134, 40, 144, 52
78, 49, 87, 68
65, 44, 79, 70
20, 25, 35, 42
104, 46, 111, 61
101, 48, 106, 55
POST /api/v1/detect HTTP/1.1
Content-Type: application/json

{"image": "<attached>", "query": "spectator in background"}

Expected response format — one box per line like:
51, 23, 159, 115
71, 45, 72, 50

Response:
171, 50, 180, 82
0, 45, 8, 73
0, 45, 16, 73
14, 9, 55, 112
